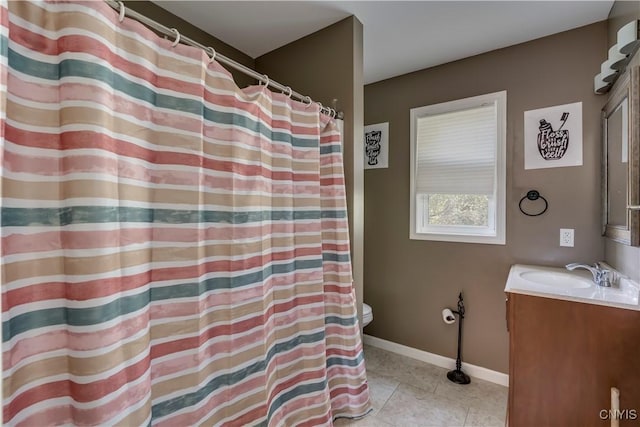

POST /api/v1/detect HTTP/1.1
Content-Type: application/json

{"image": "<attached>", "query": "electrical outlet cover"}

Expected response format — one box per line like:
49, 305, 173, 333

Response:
560, 228, 574, 247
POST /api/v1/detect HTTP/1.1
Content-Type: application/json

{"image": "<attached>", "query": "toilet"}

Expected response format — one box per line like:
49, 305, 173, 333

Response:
363, 303, 373, 327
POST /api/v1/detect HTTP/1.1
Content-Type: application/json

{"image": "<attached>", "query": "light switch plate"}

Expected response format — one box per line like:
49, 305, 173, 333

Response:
560, 228, 574, 247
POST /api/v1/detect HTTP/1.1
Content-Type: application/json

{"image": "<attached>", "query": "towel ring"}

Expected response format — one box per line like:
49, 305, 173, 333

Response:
117, 1, 126, 22
519, 190, 548, 217
170, 28, 180, 47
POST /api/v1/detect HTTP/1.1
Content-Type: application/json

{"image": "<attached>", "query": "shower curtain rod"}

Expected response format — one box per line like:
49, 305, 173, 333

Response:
105, 0, 342, 119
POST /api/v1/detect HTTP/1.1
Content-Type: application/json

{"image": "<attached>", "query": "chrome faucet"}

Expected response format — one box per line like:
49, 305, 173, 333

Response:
565, 262, 612, 287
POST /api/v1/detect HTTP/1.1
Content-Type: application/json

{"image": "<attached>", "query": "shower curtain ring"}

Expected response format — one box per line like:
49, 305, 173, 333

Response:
117, 1, 126, 22
206, 46, 217, 63
330, 108, 337, 118
260, 74, 270, 87
170, 28, 180, 47
283, 86, 293, 98
303, 96, 312, 106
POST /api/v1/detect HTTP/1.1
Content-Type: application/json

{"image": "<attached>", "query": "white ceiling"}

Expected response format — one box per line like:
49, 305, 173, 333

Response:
153, 1, 613, 84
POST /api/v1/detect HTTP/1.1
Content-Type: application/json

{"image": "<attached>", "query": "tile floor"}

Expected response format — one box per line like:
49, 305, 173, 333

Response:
335, 345, 508, 427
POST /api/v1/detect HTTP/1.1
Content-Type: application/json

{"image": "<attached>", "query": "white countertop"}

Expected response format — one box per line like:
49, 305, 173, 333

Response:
505, 264, 640, 311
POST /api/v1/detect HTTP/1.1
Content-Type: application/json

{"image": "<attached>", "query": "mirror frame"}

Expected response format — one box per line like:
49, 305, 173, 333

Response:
602, 65, 640, 246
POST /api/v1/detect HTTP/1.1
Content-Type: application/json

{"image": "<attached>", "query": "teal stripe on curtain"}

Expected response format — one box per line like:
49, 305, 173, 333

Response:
151, 331, 326, 419
3, 258, 325, 342
1, 206, 348, 227
7, 49, 319, 148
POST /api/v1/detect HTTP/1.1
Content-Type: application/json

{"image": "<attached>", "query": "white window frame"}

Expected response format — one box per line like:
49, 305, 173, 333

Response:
409, 91, 507, 245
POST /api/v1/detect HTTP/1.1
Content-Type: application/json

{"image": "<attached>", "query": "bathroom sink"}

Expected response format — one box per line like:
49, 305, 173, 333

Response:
518, 271, 592, 289
505, 264, 640, 311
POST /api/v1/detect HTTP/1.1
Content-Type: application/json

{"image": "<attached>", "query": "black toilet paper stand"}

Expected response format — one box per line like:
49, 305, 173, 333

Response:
447, 292, 471, 385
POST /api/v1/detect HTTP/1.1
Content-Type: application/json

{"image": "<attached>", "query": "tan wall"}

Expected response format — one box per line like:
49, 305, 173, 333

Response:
363, 22, 607, 373
256, 17, 366, 326
125, 1, 256, 88
604, 1, 640, 281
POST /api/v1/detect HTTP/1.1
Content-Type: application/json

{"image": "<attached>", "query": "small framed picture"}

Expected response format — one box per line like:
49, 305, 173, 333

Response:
524, 102, 583, 170
364, 122, 389, 169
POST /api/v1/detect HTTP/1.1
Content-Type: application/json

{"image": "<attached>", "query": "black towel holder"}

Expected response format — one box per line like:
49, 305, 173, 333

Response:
519, 190, 548, 217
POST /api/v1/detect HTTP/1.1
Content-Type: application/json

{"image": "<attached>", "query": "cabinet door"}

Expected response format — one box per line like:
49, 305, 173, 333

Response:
508, 293, 640, 427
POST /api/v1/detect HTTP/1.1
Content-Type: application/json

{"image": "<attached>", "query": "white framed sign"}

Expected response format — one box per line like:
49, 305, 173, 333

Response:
524, 102, 583, 170
364, 122, 389, 169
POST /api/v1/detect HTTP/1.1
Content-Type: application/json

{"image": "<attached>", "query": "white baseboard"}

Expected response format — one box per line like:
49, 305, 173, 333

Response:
363, 334, 509, 387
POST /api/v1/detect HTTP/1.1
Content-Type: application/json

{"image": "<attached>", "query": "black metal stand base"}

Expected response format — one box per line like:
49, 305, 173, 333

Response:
447, 369, 471, 385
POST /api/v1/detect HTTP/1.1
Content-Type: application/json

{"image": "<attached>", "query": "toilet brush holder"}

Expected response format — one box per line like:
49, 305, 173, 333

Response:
446, 292, 471, 385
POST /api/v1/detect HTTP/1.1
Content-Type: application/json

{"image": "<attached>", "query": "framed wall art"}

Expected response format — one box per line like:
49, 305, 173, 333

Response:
364, 122, 389, 169
524, 102, 583, 170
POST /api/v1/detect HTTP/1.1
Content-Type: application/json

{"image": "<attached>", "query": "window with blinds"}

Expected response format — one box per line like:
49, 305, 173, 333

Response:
409, 91, 506, 244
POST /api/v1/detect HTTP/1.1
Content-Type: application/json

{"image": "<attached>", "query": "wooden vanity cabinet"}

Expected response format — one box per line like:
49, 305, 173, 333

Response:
506, 292, 640, 427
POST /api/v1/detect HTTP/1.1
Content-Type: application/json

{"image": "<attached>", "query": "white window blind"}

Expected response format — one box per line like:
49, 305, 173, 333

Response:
415, 103, 497, 195
409, 90, 506, 244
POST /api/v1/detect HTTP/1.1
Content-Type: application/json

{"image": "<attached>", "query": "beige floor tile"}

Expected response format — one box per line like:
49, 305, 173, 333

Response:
463, 407, 505, 427
334, 414, 394, 427
352, 415, 395, 426
434, 375, 507, 416
358, 346, 507, 427
376, 383, 468, 427
366, 371, 400, 415
354, 416, 394, 427
363, 346, 396, 374
364, 346, 444, 393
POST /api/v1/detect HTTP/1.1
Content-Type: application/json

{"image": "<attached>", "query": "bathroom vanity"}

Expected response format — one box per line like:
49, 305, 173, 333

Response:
505, 264, 640, 427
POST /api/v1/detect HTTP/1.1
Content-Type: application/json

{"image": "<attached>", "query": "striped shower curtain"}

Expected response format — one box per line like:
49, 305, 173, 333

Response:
0, 1, 370, 425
